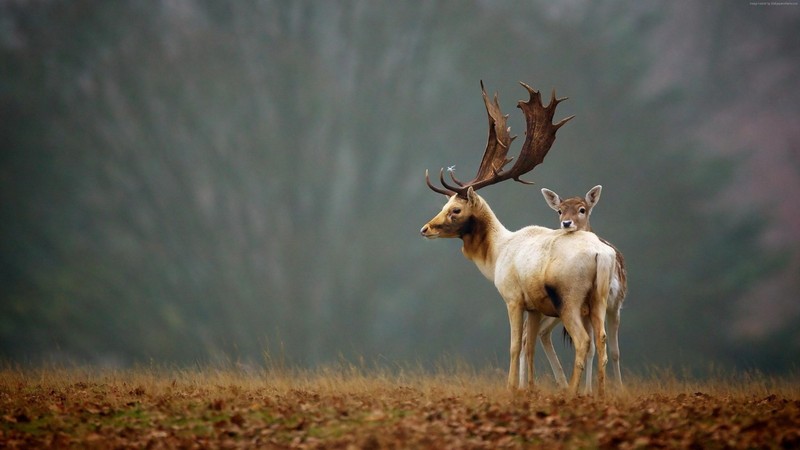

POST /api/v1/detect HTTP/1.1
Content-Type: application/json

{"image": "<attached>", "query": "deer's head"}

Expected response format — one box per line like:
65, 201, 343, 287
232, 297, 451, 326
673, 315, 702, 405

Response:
420, 188, 482, 239
541, 185, 602, 232
421, 81, 574, 239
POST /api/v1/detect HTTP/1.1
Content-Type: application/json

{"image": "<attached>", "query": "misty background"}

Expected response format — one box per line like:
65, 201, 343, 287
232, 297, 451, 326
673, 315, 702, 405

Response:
2, 1, 799, 376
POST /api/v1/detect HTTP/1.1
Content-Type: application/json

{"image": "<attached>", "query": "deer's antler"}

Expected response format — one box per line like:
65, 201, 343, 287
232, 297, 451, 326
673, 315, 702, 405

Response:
426, 81, 574, 198
449, 81, 517, 188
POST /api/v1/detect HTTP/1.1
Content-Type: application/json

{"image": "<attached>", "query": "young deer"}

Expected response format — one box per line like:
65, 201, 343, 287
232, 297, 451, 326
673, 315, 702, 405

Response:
420, 82, 616, 396
520, 186, 628, 392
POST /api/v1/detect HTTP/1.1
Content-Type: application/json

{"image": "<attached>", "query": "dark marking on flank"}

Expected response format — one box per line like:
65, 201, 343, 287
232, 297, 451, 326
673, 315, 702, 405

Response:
545, 285, 562, 313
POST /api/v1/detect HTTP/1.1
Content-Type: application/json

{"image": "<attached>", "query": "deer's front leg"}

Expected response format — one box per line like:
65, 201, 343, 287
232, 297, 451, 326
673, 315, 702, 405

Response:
506, 302, 525, 390
561, 306, 590, 395
591, 303, 608, 398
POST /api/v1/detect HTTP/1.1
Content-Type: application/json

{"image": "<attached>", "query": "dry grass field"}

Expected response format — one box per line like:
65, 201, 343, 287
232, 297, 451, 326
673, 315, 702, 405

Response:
1, 363, 799, 449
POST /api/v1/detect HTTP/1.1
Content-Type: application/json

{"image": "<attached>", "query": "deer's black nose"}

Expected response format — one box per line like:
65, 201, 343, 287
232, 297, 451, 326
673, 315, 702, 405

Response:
561, 220, 573, 229
420, 225, 429, 235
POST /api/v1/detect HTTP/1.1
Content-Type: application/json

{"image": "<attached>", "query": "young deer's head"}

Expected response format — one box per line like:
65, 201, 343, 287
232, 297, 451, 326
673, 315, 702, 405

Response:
541, 185, 602, 232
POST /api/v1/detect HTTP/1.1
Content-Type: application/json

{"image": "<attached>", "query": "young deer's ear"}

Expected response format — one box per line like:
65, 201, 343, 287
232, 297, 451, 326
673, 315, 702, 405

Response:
585, 185, 602, 212
541, 188, 562, 211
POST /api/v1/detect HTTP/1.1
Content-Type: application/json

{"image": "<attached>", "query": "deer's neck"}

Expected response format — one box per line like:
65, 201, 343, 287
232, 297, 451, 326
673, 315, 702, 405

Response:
460, 202, 508, 281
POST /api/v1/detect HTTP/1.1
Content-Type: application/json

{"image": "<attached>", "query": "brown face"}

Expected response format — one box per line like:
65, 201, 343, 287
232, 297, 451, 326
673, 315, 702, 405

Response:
542, 185, 600, 232
556, 198, 589, 231
420, 195, 472, 239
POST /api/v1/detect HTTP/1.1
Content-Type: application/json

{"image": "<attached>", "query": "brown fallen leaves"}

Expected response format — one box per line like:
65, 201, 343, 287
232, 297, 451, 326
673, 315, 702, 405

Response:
0, 368, 798, 449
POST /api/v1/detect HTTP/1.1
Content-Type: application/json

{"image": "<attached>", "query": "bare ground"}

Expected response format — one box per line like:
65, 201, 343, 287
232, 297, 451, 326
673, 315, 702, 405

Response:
1, 366, 798, 449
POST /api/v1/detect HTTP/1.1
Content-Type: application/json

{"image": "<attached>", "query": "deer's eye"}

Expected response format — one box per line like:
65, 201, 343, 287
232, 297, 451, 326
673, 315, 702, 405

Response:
452, 208, 461, 215
579, 207, 586, 214
557, 210, 562, 216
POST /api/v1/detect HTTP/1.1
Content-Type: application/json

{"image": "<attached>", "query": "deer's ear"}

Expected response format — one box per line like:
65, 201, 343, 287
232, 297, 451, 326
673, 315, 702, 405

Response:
466, 186, 479, 206
541, 188, 561, 211
585, 185, 602, 212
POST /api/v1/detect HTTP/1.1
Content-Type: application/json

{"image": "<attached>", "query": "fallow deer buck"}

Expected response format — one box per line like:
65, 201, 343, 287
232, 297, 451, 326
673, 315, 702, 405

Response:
519, 186, 628, 393
420, 81, 616, 396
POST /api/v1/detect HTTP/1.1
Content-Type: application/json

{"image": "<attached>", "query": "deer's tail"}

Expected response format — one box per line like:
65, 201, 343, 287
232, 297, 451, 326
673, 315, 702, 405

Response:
559, 251, 614, 346
595, 251, 614, 312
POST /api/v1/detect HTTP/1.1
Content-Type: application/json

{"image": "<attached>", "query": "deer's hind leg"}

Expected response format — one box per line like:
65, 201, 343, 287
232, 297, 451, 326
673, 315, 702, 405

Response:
583, 318, 595, 395
607, 306, 622, 389
591, 300, 608, 398
560, 305, 590, 395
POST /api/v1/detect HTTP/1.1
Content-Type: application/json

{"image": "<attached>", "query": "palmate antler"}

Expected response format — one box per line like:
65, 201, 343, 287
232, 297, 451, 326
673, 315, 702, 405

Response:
426, 81, 574, 198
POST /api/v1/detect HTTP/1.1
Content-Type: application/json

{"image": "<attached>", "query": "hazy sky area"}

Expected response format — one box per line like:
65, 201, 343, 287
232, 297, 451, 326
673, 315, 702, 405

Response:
1, 1, 798, 376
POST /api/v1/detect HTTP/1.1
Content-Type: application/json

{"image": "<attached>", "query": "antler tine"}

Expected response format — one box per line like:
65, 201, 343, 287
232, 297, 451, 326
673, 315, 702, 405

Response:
449, 170, 467, 187
438, 168, 464, 194
546, 87, 575, 128
425, 169, 455, 196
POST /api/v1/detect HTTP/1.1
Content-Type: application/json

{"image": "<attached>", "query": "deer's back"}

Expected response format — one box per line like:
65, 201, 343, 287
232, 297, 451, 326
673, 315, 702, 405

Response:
494, 229, 612, 310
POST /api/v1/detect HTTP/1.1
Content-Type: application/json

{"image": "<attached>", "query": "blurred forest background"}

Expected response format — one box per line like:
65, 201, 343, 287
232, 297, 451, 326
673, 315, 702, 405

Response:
2, 1, 799, 375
